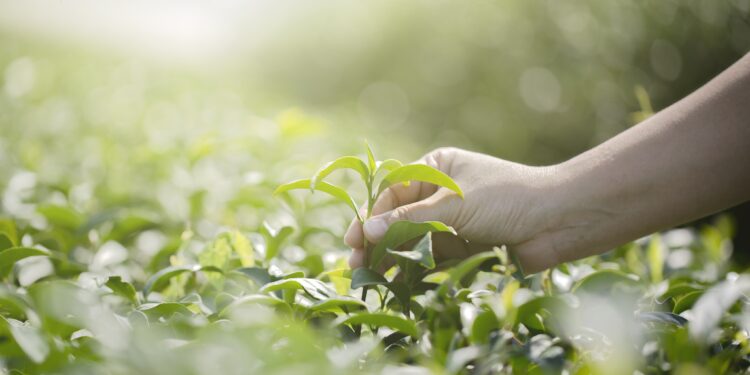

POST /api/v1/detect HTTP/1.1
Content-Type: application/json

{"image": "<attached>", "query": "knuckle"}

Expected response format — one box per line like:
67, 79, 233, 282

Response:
391, 205, 413, 222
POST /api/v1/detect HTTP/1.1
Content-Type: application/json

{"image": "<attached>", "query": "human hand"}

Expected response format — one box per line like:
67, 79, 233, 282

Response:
345, 147, 563, 274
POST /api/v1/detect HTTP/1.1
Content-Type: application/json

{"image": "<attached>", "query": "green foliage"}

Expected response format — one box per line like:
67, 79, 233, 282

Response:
0, 137, 748, 374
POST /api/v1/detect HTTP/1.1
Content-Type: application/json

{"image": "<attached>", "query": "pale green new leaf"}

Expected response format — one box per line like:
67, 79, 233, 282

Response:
365, 142, 377, 173
311, 156, 370, 189
274, 179, 361, 221
377, 164, 464, 198
374, 159, 402, 177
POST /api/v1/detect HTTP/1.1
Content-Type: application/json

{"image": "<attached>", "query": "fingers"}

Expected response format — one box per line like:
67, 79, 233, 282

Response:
344, 217, 364, 249
348, 247, 366, 269
343, 181, 428, 249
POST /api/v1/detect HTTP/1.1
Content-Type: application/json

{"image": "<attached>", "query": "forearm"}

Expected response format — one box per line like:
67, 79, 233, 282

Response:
548, 53, 750, 264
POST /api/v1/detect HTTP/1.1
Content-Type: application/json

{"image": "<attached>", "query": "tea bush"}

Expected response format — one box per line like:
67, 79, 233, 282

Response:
1, 128, 748, 374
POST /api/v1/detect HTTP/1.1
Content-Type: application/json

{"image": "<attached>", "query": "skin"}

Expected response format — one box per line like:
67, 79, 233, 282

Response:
346, 52, 750, 274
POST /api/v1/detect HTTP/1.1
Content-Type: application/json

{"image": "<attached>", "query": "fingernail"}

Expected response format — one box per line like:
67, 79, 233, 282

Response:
363, 218, 388, 241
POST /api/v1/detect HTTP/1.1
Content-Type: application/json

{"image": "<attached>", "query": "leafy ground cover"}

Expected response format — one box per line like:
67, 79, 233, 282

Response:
1, 126, 749, 375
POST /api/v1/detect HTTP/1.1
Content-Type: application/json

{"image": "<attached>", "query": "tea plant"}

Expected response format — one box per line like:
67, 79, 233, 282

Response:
1, 137, 749, 374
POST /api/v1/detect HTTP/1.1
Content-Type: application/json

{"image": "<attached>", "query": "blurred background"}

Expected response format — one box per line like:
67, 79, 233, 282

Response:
1, 0, 749, 263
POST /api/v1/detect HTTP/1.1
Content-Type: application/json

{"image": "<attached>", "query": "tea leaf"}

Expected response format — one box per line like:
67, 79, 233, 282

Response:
260, 278, 336, 300
377, 164, 464, 198
143, 265, 223, 297
310, 297, 367, 312
311, 156, 370, 189
572, 270, 641, 294
365, 142, 377, 174
1, 317, 49, 363
105, 276, 138, 305
386, 232, 436, 269
0, 247, 50, 278
351, 267, 388, 289
369, 221, 455, 269
374, 159, 403, 177
339, 312, 418, 337
275, 179, 361, 221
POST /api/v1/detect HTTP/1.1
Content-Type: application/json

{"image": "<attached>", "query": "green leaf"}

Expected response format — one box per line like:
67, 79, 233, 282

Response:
673, 291, 704, 314
311, 156, 370, 190
386, 232, 436, 269
571, 270, 641, 294
138, 302, 193, 320
259, 222, 295, 261
369, 221, 455, 269
37, 204, 85, 231
0, 317, 49, 363
437, 251, 498, 295
0, 219, 18, 250
143, 265, 223, 297
274, 179, 361, 221
0, 247, 50, 278
636, 311, 687, 326
374, 159, 403, 177
231, 230, 255, 267
513, 296, 563, 331
689, 276, 750, 342
376, 164, 464, 199
260, 278, 335, 300
658, 282, 703, 303
647, 234, 664, 283
340, 313, 418, 337
351, 267, 388, 289
365, 142, 377, 175
0, 289, 28, 320
219, 294, 291, 318
233, 267, 273, 286
471, 309, 499, 344
310, 297, 367, 312
105, 276, 138, 305
385, 281, 412, 312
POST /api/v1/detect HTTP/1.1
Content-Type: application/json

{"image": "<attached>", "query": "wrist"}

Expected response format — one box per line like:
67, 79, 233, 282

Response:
533, 161, 615, 266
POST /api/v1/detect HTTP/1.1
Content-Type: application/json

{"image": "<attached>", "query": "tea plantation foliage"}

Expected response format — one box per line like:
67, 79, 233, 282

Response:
1, 107, 749, 374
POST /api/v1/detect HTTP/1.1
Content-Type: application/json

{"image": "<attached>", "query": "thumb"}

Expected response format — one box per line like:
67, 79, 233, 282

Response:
363, 195, 449, 243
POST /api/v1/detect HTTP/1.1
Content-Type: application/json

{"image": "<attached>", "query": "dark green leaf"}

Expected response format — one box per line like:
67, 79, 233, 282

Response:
370, 221, 455, 269
351, 267, 388, 289
386, 232, 435, 269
